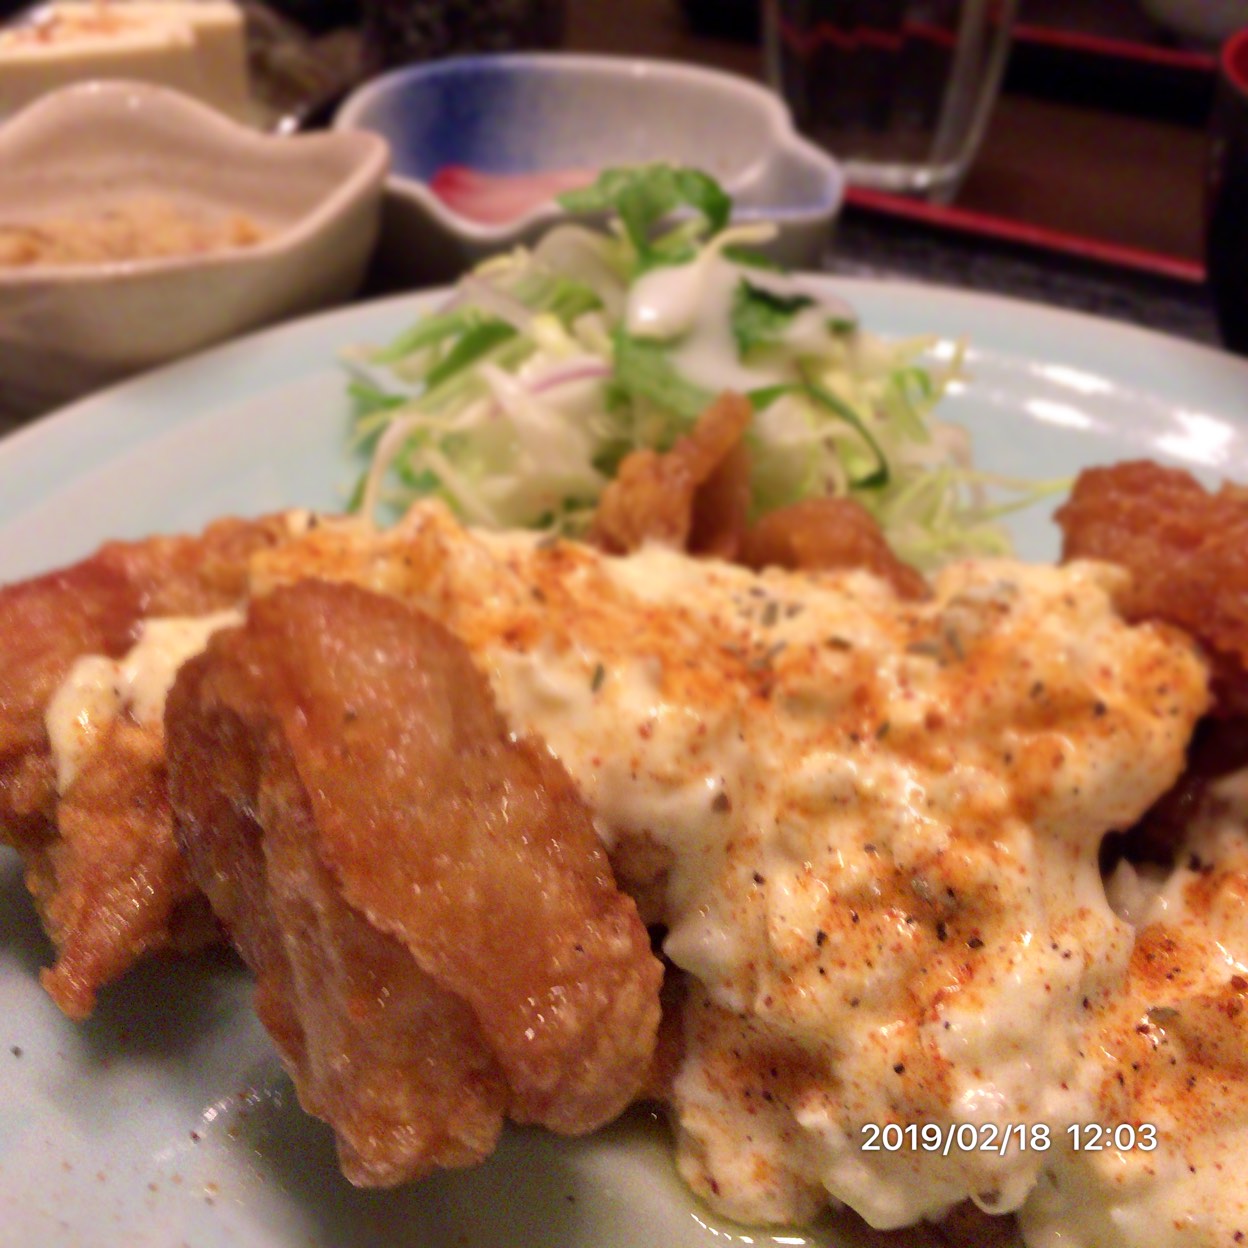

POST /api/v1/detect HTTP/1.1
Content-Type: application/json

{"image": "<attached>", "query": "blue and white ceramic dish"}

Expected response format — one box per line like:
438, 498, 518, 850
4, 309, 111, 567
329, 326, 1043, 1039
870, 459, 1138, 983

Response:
334, 53, 844, 285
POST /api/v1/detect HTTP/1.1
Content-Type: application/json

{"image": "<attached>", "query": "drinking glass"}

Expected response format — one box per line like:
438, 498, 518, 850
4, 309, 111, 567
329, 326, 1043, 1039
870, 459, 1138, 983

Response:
763, 0, 1018, 201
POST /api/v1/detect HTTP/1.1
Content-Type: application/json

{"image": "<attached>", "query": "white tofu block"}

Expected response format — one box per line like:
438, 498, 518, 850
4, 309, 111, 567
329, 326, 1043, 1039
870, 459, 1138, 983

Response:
0, 3, 252, 122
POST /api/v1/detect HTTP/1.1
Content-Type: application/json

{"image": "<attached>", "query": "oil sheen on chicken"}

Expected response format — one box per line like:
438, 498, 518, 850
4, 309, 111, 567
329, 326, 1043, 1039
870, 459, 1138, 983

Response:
165, 579, 662, 1186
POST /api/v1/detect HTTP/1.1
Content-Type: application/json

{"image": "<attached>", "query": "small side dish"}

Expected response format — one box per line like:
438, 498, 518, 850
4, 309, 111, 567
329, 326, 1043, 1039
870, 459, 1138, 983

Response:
334, 53, 843, 285
0, 80, 387, 420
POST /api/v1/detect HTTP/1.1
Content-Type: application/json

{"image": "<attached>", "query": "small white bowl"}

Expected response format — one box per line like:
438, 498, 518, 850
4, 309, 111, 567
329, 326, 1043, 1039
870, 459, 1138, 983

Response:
334, 53, 844, 288
0, 80, 388, 419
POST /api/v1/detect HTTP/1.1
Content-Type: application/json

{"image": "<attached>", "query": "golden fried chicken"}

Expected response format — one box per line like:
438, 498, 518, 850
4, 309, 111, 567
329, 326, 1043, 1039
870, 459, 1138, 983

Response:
247, 505, 1208, 1231
166, 580, 662, 1186
1058, 460, 1248, 715
589, 391, 753, 558
740, 495, 929, 600
0, 516, 288, 1017
587, 392, 927, 601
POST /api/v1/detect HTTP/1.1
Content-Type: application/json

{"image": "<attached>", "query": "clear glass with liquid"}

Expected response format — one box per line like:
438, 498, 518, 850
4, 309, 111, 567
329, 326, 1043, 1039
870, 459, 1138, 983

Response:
763, 0, 1018, 201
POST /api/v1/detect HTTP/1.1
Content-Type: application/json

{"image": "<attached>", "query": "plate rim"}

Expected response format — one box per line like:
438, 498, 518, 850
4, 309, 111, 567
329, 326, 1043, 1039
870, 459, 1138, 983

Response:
3, 275, 1245, 497
0, 274, 1245, 1248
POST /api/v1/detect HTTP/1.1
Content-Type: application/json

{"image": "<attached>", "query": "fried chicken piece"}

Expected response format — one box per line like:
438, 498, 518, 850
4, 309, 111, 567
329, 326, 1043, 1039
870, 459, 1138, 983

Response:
1057, 460, 1248, 714
1125, 716, 1248, 861
167, 580, 663, 1186
740, 496, 929, 600
589, 391, 752, 557
0, 516, 288, 1017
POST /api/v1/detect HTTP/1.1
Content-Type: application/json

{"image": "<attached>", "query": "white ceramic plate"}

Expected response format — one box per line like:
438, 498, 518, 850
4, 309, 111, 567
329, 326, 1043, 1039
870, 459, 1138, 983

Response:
3, 281, 1248, 1248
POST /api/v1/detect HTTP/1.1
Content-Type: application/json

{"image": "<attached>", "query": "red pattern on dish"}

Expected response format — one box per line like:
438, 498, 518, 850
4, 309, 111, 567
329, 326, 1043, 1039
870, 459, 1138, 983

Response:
429, 166, 596, 225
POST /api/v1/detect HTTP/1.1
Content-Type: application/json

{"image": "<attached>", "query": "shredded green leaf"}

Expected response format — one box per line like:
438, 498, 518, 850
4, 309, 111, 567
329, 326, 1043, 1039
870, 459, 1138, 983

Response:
609, 330, 714, 430
344, 164, 1053, 567
423, 321, 516, 391
559, 164, 731, 271
732, 279, 815, 356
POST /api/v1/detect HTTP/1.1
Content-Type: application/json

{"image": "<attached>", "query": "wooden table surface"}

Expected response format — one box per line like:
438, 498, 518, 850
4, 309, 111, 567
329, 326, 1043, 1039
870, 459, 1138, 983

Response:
565, 0, 1210, 264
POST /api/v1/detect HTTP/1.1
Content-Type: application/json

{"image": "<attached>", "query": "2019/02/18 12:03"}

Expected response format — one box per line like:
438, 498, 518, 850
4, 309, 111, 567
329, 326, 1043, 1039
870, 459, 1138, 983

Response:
860, 1123, 1160, 1156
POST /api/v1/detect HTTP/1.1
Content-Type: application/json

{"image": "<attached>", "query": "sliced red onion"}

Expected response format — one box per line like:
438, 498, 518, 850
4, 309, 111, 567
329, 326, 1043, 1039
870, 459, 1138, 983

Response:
526, 360, 611, 395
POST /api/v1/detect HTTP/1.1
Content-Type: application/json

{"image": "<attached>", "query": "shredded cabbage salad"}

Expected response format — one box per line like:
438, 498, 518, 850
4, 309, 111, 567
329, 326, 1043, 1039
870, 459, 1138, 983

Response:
345, 165, 1061, 570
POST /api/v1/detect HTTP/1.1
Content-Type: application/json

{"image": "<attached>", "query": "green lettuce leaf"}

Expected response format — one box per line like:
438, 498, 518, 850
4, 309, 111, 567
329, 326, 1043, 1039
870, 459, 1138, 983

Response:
609, 330, 714, 426
731, 278, 815, 356
559, 165, 732, 269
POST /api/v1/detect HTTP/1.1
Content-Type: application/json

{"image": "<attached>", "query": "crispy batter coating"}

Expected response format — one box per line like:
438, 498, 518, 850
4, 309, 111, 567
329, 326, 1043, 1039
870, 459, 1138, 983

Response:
1058, 460, 1248, 714
740, 496, 929, 600
167, 580, 662, 1186
585, 395, 927, 602
589, 392, 753, 557
0, 517, 287, 1017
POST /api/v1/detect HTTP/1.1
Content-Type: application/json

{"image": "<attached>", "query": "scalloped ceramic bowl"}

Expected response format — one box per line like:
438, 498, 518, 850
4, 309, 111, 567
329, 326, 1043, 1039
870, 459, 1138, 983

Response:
334, 53, 844, 287
0, 80, 388, 420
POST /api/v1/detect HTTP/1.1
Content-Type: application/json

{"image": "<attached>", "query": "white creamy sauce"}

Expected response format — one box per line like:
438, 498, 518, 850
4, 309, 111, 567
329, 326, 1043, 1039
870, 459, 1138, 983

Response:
1104, 857, 1170, 927
623, 224, 852, 396
45, 608, 241, 792
246, 502, 1212, 1240
1019, 771, 1248, 1248
628, 253, 784, 394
